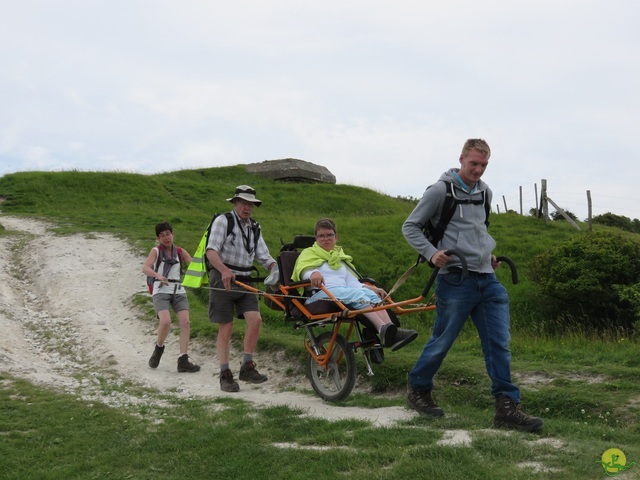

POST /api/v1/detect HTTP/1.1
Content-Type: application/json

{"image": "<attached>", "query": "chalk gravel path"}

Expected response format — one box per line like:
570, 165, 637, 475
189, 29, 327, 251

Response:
0, 215, 415, 427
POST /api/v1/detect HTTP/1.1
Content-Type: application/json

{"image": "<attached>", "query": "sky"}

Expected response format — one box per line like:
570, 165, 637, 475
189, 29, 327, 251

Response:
1, 0, 639, 221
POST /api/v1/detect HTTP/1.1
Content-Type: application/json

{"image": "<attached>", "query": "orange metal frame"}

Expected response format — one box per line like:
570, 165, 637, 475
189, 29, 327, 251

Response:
235, 280, 436, 321
235, 279, 436, 370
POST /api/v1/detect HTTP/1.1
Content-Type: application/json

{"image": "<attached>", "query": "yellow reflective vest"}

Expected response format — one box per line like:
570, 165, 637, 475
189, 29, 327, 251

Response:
181, 229, 209, 288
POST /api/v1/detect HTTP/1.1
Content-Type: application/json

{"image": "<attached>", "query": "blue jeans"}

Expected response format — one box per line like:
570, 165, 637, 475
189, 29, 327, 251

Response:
409, 271, 520, 402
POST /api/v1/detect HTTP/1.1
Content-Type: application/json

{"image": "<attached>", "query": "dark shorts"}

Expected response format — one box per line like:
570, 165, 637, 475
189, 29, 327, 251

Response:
208, 269, 259, 324
152, 293, 189, 314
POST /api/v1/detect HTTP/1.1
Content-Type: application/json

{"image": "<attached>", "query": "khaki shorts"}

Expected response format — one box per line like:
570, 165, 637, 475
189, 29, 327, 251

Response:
208, 269, 259, 324
152, 293, 189, 313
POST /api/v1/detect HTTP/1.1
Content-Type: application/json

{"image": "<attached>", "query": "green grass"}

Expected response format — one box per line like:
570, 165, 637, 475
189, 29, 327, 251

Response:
1, 168, 640, 479
2, 368, 638, 480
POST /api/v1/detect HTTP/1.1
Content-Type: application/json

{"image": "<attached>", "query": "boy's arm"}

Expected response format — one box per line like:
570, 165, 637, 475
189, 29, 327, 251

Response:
142, 248, 160, 278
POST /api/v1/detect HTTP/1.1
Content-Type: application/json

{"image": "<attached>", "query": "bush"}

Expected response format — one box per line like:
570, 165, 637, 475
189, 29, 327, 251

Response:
551, 209, 578, 221
592, 212, 640, 233
528, 232, 640, 332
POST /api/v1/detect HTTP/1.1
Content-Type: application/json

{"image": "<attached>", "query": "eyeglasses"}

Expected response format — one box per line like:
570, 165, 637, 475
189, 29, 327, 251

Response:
316, 233, 336, 240
158, 231, 173, 238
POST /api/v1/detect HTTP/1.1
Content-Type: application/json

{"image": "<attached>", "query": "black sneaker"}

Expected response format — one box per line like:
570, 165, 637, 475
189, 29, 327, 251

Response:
390, 328, 418, 352
238, 361, 268, 384
177, 354, 201, 373
494, 396, 543, 432
148, 344, 165, 368
406, 388, 445, 417
379, 323, 398, 348
220, 369, 240, 392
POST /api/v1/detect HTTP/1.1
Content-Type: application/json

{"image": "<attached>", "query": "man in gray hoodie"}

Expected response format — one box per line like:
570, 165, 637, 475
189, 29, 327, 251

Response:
402, 138, 543, 432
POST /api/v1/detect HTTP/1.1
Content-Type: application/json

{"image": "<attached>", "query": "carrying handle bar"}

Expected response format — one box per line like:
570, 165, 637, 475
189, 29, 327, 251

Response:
422, 249, 468, 297
495, 256, 519, 284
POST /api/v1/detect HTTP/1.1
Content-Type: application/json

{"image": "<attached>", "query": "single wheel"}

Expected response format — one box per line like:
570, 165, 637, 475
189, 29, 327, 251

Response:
306, 331, 357, 402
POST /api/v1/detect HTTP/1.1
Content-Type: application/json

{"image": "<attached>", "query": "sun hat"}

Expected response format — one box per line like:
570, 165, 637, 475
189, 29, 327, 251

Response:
227, 185, 262, 206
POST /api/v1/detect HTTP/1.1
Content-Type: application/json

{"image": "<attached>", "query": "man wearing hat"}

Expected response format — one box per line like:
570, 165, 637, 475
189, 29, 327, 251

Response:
205, 185, 277, 392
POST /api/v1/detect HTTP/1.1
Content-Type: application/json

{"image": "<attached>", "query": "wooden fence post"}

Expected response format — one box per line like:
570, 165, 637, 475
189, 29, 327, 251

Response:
541, 179, 549, 220
587, 190, 592, 232
519, 186, 523, 215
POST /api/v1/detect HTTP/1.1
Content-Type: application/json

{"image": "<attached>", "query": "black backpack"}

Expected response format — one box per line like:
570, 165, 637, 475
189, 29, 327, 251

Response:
424, 180, 490, 248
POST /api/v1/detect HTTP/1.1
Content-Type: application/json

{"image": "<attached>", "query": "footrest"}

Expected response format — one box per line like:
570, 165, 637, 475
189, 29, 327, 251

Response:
362, 326, 385, 364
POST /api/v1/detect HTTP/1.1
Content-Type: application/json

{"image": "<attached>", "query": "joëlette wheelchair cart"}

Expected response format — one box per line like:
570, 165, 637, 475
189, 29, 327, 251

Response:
235, 235, 518, 402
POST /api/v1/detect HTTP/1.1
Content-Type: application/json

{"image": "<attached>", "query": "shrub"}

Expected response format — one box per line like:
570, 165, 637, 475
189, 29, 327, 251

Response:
592, 212, 640, 233
528, 232, 640, 332
551, 209, 578, 221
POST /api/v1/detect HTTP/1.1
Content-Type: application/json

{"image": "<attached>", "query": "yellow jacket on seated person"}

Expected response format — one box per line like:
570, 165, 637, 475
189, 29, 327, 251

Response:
291, 243, 356, 283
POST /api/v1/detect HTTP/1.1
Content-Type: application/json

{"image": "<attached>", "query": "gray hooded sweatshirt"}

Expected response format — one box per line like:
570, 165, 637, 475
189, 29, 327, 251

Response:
402, 168, 496, 274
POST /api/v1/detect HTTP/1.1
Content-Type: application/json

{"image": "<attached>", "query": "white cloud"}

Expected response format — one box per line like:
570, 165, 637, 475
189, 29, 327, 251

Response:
0, 0, 639, 220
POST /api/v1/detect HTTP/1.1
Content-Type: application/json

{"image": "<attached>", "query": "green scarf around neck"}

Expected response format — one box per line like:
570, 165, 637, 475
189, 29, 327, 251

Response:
291, 243, 355, 282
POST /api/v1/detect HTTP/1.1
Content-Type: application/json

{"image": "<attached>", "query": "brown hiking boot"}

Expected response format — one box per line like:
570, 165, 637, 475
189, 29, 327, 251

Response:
220, 369, 240, 392
148, 344, 165, 368
406, 388, 445, 417
177, 354, 201, 373
238, 361, 268, 384
494, 396, 544, 432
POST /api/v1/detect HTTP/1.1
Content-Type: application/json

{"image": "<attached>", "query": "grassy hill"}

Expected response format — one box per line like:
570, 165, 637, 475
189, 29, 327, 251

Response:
1, 167, 639, 479
0, 166, 616, 329
2, 166, 636, 376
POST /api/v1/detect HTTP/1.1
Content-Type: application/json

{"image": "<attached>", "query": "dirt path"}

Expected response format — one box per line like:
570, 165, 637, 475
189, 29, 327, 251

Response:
0, 215, 414, 426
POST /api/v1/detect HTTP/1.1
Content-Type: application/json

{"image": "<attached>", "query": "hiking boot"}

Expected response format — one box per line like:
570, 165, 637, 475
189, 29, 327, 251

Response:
177, 354, 201, 373
379, 323, 398, 348
390, 328, 418, 352
406, 388, 445, 417
220, 369, 240, 392
148, 344, 165, 368
494, 396, 544, 432
238, 361, 268, 384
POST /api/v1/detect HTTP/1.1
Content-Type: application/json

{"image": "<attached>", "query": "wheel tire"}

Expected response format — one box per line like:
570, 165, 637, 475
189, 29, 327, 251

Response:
306, 331, 357, 402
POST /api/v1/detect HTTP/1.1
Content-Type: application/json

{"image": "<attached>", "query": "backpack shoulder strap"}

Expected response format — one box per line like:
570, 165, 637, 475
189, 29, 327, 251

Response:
427, 181, 490, 246
176, 246, 184, 275
203, 212, 237, 271
249, 218, 261, 250
152, 245, 163, 273
205, 212, 234, 245
224, 212, 235, 237
427, 181, 456, 246
483, 193, 491, 228
226, 212, 261, 250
